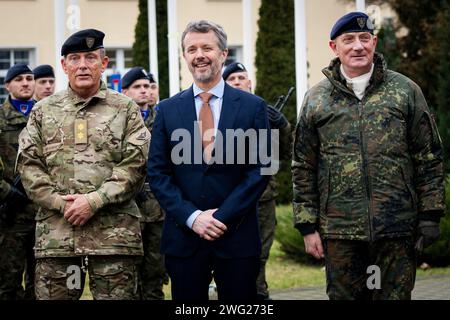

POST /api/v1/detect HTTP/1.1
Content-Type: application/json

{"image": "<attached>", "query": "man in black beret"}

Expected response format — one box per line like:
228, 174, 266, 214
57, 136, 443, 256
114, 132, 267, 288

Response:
17, 28, 150, 300
0, 63, 36, 300
60, 28, 105, 57
33, 65, 55, 102
292, 11, 444, 300
222, 62, 251, 92
222, 62, 292, 300
122, 67, 167, 300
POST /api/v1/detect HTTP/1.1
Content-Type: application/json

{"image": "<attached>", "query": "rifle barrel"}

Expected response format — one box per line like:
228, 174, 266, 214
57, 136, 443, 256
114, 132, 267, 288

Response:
278, 86, 295, 112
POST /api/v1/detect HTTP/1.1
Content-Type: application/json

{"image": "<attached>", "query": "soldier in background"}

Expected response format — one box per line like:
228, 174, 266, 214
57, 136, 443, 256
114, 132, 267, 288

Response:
292, 12, 445, 300
122, 67, 167, 300
32, 64, 55, 102
17, 29, 150, 300
0, 63, 36, 300
0, 156, 13, 211
25, 63, 56, 297
0, 157, 7, 198
222, 62, 293, 300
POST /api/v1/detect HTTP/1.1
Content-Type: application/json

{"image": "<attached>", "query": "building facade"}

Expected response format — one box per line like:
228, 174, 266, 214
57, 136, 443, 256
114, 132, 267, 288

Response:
0, 0, 396, 102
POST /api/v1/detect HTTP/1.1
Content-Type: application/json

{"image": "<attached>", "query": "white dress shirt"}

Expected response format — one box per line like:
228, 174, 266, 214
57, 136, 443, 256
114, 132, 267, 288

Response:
186, 79, 225, 229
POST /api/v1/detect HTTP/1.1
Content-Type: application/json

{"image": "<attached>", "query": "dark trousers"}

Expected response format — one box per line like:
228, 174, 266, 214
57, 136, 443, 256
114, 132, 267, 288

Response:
323, 237, 416, 300
24, 228, 36, 299
139, 220, 167, 300
256, 199, 276, 298
165, 245, 259, 301
0, 221, 35, 300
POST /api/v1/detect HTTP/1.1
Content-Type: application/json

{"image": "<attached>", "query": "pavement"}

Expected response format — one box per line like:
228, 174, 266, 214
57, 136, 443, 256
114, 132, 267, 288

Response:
270, 273, 450, 300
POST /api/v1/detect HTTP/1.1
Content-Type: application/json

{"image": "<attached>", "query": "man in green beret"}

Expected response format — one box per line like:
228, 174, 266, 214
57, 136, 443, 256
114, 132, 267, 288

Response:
17, 28, 150, 300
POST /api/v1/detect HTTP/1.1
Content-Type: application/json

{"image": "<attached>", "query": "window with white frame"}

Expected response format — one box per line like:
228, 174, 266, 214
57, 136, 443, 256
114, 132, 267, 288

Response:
104, 48, 133, 91
225, 46, 243, 66
0, 49, 35, 103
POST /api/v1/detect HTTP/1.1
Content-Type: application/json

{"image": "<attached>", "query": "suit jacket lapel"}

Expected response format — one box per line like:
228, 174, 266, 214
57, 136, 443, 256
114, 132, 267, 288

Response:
177, 86, 197, 133
177, 86, 203, 165
217, 84, 239, 134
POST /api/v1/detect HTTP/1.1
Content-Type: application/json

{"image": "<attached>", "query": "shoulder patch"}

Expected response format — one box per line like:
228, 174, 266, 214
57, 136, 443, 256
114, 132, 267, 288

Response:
128, 127, 151, 146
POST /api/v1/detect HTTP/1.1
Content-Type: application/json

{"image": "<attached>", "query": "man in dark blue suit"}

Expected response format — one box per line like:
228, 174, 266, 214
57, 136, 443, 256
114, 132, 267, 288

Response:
148, 20, 272, 301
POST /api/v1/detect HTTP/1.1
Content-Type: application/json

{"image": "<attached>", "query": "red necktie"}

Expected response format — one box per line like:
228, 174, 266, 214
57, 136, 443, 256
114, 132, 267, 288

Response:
198, 92, 214, 162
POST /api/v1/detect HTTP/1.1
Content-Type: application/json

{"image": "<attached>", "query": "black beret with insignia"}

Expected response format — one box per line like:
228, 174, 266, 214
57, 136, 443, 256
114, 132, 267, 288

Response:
330, 12, 374, 40
5, 63, 33, 83
222, 62, 247, 81
33, 64, 55, 80
61, 28, 105, 56
122, 67, 156, 89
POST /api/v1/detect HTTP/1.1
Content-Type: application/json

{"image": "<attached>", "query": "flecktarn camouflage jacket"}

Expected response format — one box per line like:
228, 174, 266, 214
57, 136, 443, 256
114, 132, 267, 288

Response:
292, 53, 445, 241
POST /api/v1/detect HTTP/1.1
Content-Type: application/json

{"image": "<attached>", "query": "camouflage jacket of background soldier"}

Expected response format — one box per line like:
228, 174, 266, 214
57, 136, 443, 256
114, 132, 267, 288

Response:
292, 53, 445, 241
260, 121, 292, 202
0, 97, 37, 224
17, 81, 150, 257
0, 157, 8, 200
137, 105, 165, 223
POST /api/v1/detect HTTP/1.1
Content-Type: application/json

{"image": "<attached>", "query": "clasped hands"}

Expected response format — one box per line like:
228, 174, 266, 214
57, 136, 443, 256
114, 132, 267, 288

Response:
61, 194, 94, 227
192, 209, 227, 241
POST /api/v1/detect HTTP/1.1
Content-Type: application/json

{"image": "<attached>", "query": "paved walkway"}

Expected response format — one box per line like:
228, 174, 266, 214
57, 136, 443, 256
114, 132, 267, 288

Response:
270, 273, 450, 300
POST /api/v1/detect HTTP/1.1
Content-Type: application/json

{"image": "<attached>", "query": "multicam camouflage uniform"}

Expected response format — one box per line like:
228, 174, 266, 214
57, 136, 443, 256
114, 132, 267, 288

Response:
0, 97, 37, 300
292, 53, 445, 300
256, 121, 292, 299
17, 81, 150, 300
136, 105, 167, 300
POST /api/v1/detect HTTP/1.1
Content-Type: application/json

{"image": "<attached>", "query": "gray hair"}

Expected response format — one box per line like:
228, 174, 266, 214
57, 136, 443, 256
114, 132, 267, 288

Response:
181, 20, 228, 52
99, 48, 106, 58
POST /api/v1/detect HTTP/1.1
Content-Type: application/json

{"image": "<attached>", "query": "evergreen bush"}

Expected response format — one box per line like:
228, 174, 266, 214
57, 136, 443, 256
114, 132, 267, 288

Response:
255, 0, 297, 204
132, 0, 169, 99
421, 178, 450, 266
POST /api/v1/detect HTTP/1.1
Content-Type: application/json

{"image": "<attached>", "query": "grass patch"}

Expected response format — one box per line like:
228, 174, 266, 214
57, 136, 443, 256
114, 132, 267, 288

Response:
266, 240, 326, 289
416, 266, 450, 278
